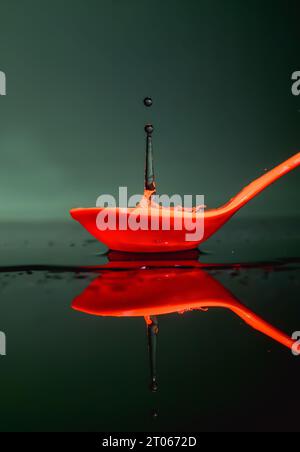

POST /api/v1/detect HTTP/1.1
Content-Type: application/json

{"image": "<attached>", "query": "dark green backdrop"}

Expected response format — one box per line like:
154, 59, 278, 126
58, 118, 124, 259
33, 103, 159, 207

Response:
0, 0, 299, 220
0, 1, 300, 433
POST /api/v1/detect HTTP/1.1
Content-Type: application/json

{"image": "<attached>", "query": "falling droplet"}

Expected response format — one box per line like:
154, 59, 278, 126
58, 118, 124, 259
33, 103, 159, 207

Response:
151, 409, 159, 419
144, 97, 153, 107
150, 379, 158, 393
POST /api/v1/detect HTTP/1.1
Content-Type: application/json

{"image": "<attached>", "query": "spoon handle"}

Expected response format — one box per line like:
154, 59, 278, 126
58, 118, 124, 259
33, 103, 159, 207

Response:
220, 152, 300, 215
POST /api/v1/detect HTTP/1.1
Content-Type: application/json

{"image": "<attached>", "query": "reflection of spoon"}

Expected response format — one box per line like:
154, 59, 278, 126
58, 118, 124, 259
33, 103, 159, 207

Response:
72, 267, 295, 351
72, 257, 299, 391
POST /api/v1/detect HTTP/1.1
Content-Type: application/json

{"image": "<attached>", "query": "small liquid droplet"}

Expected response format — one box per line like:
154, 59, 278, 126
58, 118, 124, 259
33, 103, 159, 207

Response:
150, 380, 158, 392
151, 409, 159, 419
144, 97, 153, 107
145, 124, 154, 134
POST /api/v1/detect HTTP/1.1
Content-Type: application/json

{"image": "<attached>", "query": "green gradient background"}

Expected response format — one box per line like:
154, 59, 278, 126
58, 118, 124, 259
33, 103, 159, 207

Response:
0, 1, 300, 433
0, 0, 299, 221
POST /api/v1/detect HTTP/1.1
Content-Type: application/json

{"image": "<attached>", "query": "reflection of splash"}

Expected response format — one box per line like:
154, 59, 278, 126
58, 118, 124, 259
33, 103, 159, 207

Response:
72, 266, 295, 351
146, 316, 159, 392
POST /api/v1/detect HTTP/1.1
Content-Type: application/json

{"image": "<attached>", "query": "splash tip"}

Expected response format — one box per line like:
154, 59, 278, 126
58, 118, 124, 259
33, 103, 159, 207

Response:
145, 124, 154, 135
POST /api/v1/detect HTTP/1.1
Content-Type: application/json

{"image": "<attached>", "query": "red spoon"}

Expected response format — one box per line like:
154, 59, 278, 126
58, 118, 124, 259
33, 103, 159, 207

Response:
70, 152, 300, 252
70, 97, 299, 252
